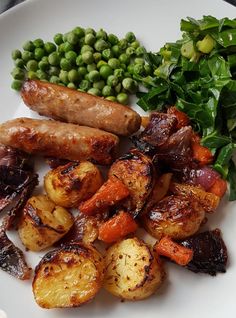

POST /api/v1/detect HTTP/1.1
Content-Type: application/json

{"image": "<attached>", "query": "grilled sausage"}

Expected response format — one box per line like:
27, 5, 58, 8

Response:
0, 118, 119, 165
21, 80, 141, 136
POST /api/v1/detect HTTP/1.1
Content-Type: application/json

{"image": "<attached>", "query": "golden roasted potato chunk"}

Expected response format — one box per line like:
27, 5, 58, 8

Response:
103, 237, 164, 300
18, 195, 74, 251
108, 150, 155, 216
142, 195, 205, 240
44, 161, 103, 208
33, 243, 104, 308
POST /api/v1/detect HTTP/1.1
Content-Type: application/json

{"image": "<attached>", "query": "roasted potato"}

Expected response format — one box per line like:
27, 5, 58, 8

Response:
142, 195, 205, 240
170, 182, 220, 213
18, 195, 74, 251
108, 150, 155, 216
103, 237, 164, 300
33, 243, 104, 308
44, 161, 103, 208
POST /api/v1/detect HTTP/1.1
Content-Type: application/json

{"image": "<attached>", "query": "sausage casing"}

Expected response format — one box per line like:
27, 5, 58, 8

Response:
21, 80, 141, 136
0, 118, 119, 165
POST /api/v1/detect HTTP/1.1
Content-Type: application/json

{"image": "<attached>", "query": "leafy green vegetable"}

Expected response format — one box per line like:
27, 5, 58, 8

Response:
136, 15, 236, 200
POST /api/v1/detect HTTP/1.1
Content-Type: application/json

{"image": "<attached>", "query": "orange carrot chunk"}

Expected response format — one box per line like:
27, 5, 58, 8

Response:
208, 178, 227, 198
98, 211, 138, 243
191, 141, 214, 166
167, 106, 190, 129
154, 236, 193, 266
79, 176, 130, 216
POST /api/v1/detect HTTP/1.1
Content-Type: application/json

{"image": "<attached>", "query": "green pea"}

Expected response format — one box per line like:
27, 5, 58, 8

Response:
131, 40, 140, 49
108, 34, 118, 45
81, 45, 94, 53
97, 60, 107, 69
102, 85, 114, 97
14, 58, 25, 68
50, 75, 60, 84
96, 29, 107, 40
106, 96, 117, 102
136, 46, 145, 56
107, 75, 119, 87
26, 60, 38, 71
53, 33, 63, 45
44, 42, 56, 54
34, 47, 45, 61
117, 92, 128, 104
87, 87, 101, 96
76, 55, 84, 66
94, 39, 109, 52
27, 70, 38, 80
133, 63, 145, 76
67, 82, 77, 89
73, 27, 85, 38
126, 47, 135, 56
88, 70, 100, 82
87, 63, 97, 72
67, 32, 79, 45
63, 42, 74, 53
60, 58, 72, 71
99, 64, 113, 79
58, 43, 66, 54
65, 50, 77, 63
78, 66, 87, 77
22, 41, 34, 52
68, 69, 80, 82
12, 49, 22, 60
59, 70, 69, 84
38, 60, 49, 71
114, 83, 122, 93
108, 58, 120, 69
79, 79, 91, 91
120, 63, 127, 71
84, 33, 96, 46
114, 68, 124, 79
118, 39, 128, 51
102, 48, 113, 61
93, 52, 102, 63
122, 78, 138, 93
81, 51, 94, 64
85, 28, 95, 35
84, 73, 90, 81
93, 80, 105, 90
11, 67, 25, 80
79, 37, 85, 47
41, 56, 48, 63
36, 69, 48, 80
11, 79, 23, 91
134, 57, 145, 65
48, 52, 60, 66
33, 38, 44, 48
111, 45, 121, 57
22, 51, 34, 62
127, 64, 134, 74
125, 32, 136, 43
48, 66, 60, 76
119, 53, 130, 65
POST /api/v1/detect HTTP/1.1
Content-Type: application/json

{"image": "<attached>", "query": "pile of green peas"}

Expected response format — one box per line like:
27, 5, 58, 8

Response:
10, 27, 151, 104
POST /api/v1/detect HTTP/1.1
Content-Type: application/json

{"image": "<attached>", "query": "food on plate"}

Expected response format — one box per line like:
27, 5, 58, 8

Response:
0, 228, 31, 280
44, 161, 103, 208
154, 236, 193, 266
142, 194, 206, 240
11, 27, 149, 106
21, 79, 141, 136
103, 237, 165, 300
108, 149, 155, 216
0, 117, 119, 165
79, 176, 130, 215
18, 195, 74, 251
32, 243, 104, 308
180, 229, 228, 276
98, 210, 138, 243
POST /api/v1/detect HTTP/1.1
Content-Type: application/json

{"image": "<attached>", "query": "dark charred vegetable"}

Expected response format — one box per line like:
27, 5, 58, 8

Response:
180, 229, 228, 275
0, 228, 31, 279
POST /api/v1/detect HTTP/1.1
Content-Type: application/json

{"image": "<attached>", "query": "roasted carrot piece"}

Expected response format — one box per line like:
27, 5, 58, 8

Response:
167, 106, 190, 129
79, 176, 130, 216
98, 211, 138, 243
208, 178, 227, 198
191, 142, 213, 166
154, 236, 193, 266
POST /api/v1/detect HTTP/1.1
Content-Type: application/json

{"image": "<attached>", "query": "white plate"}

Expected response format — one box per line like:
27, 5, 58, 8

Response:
0, 0, 236, 317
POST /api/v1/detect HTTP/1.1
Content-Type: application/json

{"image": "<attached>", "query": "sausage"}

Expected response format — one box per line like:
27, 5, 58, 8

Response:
0, 118, 119, 165
21, 80, 141, 136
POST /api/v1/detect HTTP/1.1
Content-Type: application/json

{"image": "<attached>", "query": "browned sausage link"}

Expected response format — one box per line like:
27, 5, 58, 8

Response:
0, 118, 119, 165
21, 80, 141, 136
